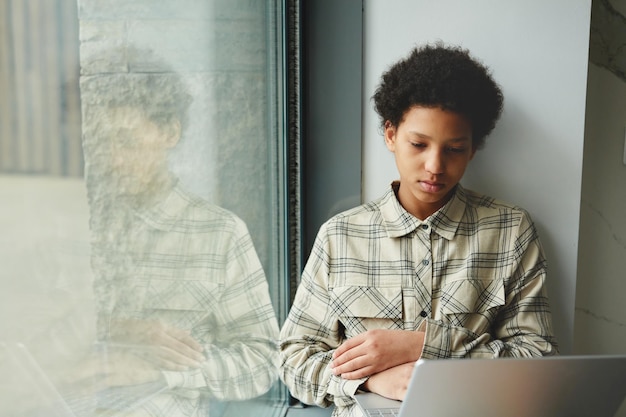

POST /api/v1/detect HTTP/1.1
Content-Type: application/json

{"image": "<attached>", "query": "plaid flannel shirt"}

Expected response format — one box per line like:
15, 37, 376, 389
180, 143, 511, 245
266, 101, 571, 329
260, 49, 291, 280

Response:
92, 184, 279, 416
279, 183, 558, 417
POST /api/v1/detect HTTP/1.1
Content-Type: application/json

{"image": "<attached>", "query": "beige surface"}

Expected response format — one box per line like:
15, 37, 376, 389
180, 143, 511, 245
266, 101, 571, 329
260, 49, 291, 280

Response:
0, 175, 96, 368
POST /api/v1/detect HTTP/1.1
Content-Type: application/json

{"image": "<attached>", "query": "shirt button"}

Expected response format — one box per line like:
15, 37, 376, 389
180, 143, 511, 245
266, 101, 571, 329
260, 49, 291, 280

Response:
420, 310, 428, 318
422, 259, 429, 266
421, 224, 429, 230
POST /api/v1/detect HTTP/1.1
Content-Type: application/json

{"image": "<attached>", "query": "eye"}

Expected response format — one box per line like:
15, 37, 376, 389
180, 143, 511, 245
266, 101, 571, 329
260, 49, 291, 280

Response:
446, 147, 467, 154
410, 142, 426, 149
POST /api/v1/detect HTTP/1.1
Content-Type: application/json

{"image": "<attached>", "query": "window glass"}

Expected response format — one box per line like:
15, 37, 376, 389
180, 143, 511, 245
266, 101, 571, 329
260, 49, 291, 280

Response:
0, 1, 289, 416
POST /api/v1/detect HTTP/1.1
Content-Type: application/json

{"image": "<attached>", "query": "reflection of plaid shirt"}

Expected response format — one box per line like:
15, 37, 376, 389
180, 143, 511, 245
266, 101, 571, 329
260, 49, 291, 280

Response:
280, 183, 558, 417
93, 184, 279, 416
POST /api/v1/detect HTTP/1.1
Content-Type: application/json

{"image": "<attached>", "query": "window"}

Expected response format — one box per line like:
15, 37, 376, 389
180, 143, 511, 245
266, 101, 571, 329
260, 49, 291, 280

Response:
0, 1, 298, 416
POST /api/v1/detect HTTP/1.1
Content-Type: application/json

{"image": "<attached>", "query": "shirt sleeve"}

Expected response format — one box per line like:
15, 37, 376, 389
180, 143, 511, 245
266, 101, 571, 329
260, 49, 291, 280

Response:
420, 210, 559, 359
279, 222, 366, 410
162, 218, 280, 400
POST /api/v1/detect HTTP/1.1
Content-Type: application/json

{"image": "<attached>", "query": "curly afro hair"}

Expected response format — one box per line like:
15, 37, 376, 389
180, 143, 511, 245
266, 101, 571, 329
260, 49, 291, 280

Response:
372, 42, 503, 149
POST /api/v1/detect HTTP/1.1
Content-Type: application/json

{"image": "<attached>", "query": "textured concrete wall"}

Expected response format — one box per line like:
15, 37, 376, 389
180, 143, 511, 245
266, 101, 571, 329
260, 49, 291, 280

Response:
77, 0, 277, 272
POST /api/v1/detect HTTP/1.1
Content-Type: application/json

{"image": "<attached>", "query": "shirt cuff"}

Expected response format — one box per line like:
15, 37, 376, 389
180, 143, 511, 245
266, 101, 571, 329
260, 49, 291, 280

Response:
328, 373, 368, 405
162, 370, 184, 389
418, 318, 451, 359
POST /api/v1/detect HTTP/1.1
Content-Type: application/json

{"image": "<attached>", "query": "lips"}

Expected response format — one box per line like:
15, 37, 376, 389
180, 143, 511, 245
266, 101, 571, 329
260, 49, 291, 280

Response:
419, 180, 445, 193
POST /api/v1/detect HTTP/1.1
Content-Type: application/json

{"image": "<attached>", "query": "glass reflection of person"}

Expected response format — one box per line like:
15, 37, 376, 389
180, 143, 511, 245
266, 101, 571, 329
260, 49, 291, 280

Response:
79, 57, 280, 416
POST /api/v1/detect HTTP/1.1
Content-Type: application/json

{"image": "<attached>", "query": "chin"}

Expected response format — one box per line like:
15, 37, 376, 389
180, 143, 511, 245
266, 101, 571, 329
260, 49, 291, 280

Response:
415, 190, 446, 202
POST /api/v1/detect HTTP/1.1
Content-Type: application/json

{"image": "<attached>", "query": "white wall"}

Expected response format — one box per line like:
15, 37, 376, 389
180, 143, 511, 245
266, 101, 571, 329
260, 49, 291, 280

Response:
362, 0, 592, 354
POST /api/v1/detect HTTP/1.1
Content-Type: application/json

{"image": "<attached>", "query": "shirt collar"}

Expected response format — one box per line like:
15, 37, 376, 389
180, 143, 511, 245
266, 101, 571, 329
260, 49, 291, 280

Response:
133, 181, 189, 232
379, 181, 467, 240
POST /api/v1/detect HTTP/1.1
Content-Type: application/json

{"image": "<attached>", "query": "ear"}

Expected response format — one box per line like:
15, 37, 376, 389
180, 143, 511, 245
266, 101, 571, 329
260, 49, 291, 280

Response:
384, 121, 396, 152
164, 119, 182, 149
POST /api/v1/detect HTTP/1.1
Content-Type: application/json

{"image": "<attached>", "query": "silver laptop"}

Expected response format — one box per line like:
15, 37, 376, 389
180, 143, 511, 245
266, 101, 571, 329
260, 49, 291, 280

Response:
355, 355, 626, 417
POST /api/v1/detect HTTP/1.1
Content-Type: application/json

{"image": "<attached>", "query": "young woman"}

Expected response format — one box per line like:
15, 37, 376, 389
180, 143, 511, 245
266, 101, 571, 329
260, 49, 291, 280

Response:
279, 43, 558, 417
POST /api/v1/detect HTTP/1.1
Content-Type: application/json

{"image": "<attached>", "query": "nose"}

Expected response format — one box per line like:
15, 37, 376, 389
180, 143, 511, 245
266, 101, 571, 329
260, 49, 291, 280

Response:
424, 148, 445, 175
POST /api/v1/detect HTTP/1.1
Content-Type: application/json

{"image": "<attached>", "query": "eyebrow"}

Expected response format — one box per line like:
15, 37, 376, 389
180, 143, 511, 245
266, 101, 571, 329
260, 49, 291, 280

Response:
409, 131, 471, 143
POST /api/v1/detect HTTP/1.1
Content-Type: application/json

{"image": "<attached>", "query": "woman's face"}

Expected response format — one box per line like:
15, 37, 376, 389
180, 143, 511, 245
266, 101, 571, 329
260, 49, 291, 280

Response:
385, 106, 475, 220
102, 106, 178, 198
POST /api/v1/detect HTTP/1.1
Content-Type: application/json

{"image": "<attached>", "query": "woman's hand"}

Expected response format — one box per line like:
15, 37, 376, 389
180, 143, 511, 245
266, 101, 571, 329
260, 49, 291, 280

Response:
64, 349, 164, 391
110, 318, 205, 371
361, 361, 416, 401
330, 329, 424, 379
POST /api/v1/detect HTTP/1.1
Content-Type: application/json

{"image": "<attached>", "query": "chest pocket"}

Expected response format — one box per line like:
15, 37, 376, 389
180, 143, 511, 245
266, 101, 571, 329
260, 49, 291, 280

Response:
138, 278, 223, 334
439, 278, 505, 330
330, 285, 403, 338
